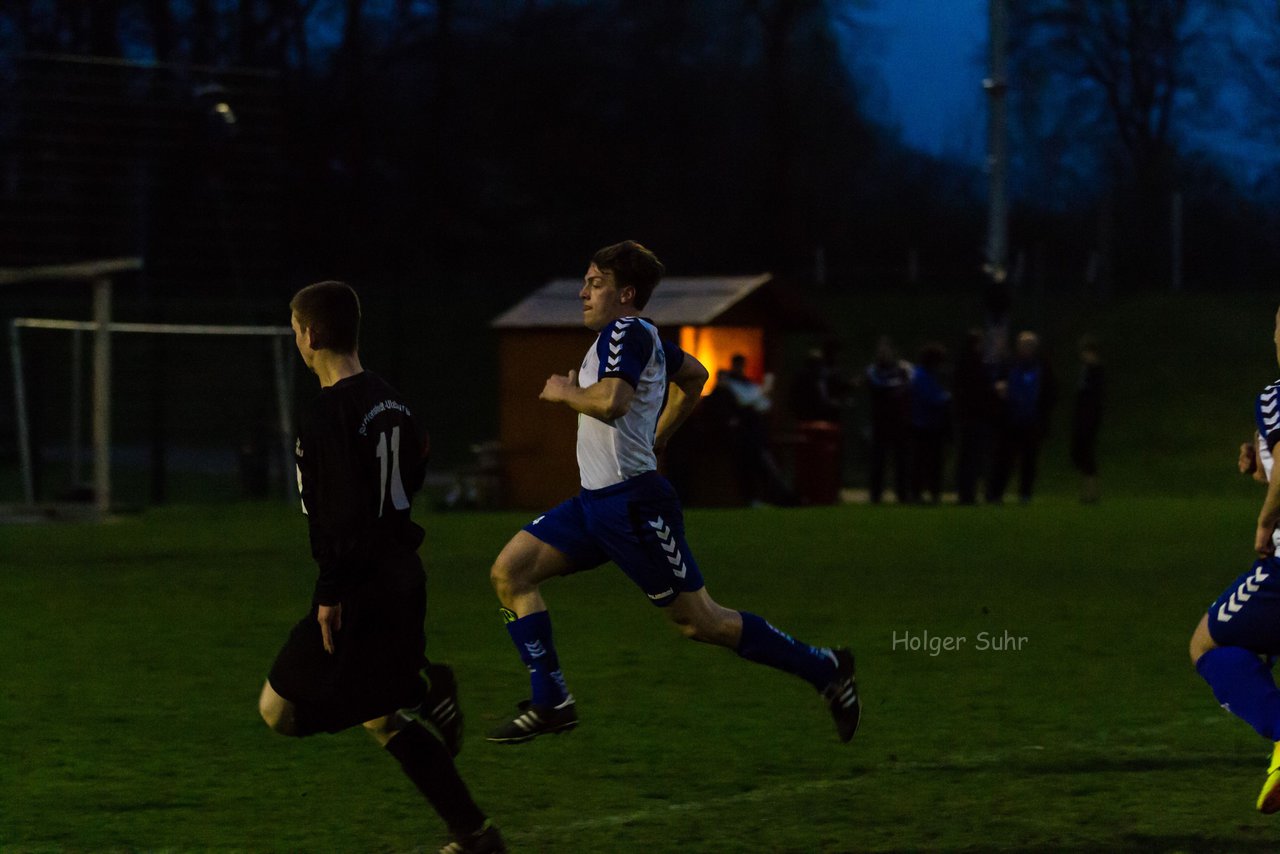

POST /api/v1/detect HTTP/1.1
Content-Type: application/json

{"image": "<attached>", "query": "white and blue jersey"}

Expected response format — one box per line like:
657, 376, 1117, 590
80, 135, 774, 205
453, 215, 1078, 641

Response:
576, 316, 685, 489
1205, 379, 1280, 650
524, 316, 702, 606
1256, 380, 1280, 488
1258, 380, 1280, 555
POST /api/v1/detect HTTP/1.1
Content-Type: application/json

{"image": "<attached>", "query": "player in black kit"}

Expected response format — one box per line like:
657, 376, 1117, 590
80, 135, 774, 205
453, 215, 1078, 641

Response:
257, 281, 504, 854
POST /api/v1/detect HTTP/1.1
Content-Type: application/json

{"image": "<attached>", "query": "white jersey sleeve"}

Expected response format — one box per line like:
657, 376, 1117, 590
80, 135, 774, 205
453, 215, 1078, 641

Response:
575, 317, 671, 490
1256, 380, 1280, 482
1254, 379, 1280, 551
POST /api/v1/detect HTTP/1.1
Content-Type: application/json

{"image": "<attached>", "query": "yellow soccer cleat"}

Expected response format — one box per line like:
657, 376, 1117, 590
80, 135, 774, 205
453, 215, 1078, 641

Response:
1257, 742, 1280, 814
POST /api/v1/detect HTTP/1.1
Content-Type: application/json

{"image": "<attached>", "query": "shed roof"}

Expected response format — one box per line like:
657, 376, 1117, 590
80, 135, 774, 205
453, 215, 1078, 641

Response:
492, 274, 773, 329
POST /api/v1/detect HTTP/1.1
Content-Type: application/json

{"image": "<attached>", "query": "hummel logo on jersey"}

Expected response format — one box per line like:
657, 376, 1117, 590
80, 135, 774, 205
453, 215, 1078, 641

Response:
531, 515, 545, 526
1218, 564, 1271, 622
606, 319, 634, 370
647, 516, 688, 579
648, 588, 674, 600
524, 640, 547, 659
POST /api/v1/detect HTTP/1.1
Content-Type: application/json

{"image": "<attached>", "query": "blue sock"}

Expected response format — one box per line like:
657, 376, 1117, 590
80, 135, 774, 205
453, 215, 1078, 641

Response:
506, 610, 569, 707
1197, 646, 1280, 740
736, 611, 837, 691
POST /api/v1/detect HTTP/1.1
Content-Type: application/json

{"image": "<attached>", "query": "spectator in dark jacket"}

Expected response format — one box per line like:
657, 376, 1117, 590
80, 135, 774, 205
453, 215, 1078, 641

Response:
1071, 335, 1104, 503
953, 328, 1001, 505
987, 330, 1057, 504
909, 343, 952, 504
864, 336, 914, 504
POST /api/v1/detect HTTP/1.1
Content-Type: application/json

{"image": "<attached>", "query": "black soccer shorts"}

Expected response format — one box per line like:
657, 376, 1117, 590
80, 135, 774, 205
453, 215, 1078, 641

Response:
267, 550, 428, 735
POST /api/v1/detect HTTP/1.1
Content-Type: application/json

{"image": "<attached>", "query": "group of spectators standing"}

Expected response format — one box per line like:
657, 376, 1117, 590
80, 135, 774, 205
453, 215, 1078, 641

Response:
785, 327, 1104, 506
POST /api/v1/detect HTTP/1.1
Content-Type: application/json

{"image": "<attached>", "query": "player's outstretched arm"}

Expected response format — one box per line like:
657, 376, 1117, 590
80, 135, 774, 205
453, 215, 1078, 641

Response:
540, 370, 635, 422
1256, 452, 1280, 556
655, 354, 709, 452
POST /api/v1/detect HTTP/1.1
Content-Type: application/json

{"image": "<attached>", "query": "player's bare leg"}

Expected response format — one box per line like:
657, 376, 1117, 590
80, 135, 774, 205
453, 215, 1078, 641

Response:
1188, 613, 1218, 666
664, 588, 742, 646
488, 531, 579, 743
489, 530, 573, 617
258, 680, 300, 736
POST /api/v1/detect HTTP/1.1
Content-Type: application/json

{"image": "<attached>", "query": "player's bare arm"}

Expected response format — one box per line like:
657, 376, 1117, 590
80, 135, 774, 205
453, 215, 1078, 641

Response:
1242, 434, 1268, 483
1256, 456, 1280, 555
655, 354, 709, 452
539, 370, 635, 422
1241, 439, 1258, 475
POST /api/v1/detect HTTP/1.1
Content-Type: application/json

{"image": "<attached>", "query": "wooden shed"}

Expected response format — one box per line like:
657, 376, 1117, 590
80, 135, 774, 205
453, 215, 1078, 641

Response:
492, 274, 819, 509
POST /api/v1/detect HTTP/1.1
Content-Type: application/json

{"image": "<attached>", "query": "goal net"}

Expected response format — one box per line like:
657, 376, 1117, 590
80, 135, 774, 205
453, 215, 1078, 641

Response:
2, 259, 298, 517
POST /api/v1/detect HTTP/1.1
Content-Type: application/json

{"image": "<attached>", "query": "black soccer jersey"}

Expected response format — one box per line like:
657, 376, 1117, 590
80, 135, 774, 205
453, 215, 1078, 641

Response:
295, 371, 427, 605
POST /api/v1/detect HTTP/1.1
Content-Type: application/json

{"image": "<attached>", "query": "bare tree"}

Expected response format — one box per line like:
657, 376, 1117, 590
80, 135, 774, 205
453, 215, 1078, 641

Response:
1007, 0, 1219, 194
1226, 0, 1280, 147
1005, 0, 1235, 289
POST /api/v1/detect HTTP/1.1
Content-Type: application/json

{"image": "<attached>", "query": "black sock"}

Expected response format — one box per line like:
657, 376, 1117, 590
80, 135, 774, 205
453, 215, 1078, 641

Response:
385, 721, 486, 836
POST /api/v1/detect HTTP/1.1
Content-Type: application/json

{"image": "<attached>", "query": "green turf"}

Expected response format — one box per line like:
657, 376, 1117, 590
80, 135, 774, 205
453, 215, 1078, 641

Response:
6, 291, 1280, 850
2, 494, 1278, 852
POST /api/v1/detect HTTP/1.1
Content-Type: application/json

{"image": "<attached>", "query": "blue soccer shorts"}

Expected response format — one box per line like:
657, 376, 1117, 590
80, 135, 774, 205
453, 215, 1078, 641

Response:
1207, 556, 1280, 653
524, 471, 705, 606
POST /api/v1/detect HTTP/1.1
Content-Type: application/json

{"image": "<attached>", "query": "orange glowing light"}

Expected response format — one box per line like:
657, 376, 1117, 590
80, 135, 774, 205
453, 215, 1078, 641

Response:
678, 326, 765, 394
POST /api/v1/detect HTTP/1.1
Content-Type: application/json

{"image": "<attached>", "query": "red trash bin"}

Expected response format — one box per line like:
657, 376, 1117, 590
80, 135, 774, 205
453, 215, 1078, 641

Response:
793, 420, 842, 505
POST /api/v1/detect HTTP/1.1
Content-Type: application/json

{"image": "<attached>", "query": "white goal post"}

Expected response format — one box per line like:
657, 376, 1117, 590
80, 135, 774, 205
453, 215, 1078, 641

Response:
2, 258, 140, 517
3, 258, 296, 516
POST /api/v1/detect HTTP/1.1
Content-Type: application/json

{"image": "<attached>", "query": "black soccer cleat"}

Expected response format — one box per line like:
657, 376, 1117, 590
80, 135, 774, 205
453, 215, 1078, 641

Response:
406, 663, 464, 756
486, 696, 579, 744
823, 647, 861, 743
439, 820, 506, 854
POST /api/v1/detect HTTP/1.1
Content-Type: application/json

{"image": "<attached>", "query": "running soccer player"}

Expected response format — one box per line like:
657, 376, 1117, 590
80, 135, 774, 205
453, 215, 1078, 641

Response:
1191, 302, 1280, 815
258, 281, 504, 854
486, 240, 861, 744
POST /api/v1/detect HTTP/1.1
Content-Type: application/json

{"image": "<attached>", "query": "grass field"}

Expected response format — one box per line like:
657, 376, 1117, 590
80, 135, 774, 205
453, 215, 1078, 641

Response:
6, 290, 1280, 852
4, 492, 1280, 853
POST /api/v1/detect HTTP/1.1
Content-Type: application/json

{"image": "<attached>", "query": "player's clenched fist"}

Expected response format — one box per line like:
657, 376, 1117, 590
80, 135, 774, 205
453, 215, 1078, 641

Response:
539, 370, 578, 402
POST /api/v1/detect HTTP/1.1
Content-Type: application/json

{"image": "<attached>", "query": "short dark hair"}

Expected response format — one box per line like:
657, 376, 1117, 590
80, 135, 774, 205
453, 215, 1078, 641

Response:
290, 280, 361, 353
919, 342, 946, 371
592, 240, 665, 310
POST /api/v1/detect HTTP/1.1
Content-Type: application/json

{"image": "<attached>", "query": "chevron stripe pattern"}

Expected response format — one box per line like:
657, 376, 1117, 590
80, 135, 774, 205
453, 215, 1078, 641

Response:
1218, 564, 1272, 623
648, 514, 688, 579
1262, 383, 1280, 427
1258, 381, 1280, 451
606, 318, 634, 372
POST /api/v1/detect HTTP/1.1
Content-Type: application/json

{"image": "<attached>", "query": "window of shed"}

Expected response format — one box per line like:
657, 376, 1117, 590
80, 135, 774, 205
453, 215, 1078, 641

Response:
678, 326, 765, 395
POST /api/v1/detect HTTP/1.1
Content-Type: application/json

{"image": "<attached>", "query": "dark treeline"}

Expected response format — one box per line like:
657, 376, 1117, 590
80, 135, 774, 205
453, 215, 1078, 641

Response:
2, 0, 1279, 295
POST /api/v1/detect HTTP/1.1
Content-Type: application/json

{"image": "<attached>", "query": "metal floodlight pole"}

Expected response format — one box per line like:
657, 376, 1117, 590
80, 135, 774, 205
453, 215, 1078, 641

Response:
92, 277, 112, 517
984, 0, 1010, 285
